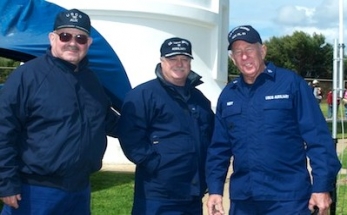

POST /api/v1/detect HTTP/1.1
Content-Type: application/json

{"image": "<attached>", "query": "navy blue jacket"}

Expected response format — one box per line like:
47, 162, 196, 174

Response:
0, 49, 119, 195
206, 62, 341, 201
118, 64, 214, 200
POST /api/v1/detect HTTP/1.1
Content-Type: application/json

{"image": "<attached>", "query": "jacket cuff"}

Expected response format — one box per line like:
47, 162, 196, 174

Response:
312, 177, 336, 192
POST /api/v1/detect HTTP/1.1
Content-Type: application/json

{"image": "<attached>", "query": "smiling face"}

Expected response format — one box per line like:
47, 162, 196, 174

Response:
160, 55, 192, 86
230, 40, 267, 84
49, 28, 92, 65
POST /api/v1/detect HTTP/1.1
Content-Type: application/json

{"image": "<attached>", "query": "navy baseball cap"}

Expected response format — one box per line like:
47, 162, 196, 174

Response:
54, 9, 91, 35
227, 25, 262, 50
160, 37, 193, 59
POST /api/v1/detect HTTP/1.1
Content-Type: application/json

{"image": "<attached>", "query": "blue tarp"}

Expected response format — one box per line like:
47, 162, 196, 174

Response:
0, 0, 131, 111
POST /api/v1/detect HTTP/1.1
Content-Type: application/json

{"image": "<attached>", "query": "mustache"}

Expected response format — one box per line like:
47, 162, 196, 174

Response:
64, 45, 80, 51
172, 68, 186, 72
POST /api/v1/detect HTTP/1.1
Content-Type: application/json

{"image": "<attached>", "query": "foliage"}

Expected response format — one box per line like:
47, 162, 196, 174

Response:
0, 57, 20, 83
265, 32, 333, 78
228, 31, 342, 80
227, 58, 239, 82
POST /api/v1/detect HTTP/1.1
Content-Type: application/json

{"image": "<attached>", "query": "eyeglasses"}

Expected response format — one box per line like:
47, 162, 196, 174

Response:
232, 47, 256, 57
54, 32, 89, 45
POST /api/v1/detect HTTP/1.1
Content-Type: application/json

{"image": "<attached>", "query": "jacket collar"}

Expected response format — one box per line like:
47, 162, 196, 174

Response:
229, 61, 276, 89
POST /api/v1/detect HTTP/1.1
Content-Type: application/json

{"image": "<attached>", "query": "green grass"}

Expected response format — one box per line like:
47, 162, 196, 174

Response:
327, 121, 347, 139
336, 132, 347, 215
336, 175, 347, 215
0, 171, 135, 215
320, 102, 345, 120
91, 171, 134, 215
320, 102, 347, 139
88, 102, 344, 215
323, 101, 347, 214
340, 147, 347, 169
2, 170, 346, 214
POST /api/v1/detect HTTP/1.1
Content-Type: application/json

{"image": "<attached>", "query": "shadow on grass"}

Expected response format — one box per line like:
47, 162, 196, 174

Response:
326, 121, 347, 139
91, 171, 134, 193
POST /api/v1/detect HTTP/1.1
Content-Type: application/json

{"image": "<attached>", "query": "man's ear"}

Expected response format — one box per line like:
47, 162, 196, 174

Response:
229, 53, 236, 65
48, 32, 56, 44
260, 44, 267, 60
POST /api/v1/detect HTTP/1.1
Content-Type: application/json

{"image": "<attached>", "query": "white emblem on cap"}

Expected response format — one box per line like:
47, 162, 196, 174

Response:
169, 40, 188, 51
181, 40, 189, 45
66, 12, 82, 23
229, 26, 251, 39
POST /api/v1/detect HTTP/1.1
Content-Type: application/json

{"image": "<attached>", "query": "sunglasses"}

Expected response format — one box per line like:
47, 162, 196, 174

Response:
54, 32, 89, 45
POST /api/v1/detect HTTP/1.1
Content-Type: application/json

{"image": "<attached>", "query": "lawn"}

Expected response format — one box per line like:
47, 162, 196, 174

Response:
2, 170, 346, 215
90, 171, 134, 215
87, 102, 347, 215
320, 103, 347, 214
89, 143, 347, 215
0, 171, 135, 215
337, 148, 347, 215
320, 102, 347, 139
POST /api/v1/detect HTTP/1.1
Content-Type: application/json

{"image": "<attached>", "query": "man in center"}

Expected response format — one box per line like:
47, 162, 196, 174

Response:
118, 37, 214, 214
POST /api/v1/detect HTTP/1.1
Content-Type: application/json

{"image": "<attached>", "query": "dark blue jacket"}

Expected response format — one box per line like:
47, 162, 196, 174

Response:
0, 49, 119, 195
206, 62, 341, 201
118, 64, 214, 200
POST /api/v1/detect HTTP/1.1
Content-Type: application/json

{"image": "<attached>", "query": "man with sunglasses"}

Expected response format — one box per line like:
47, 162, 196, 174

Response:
0, 9, 119, 215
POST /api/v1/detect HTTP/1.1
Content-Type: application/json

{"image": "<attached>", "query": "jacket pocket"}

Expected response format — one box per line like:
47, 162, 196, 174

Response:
221, 103, 242, 130
263, 99, 293, 125
263, 99, 292, 110
222, 103, 242, 118
152, 137, 195, 180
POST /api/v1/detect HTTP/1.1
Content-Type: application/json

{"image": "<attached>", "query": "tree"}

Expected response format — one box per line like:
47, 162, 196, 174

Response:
0, 57, 20, 83
265, 31, 333, 78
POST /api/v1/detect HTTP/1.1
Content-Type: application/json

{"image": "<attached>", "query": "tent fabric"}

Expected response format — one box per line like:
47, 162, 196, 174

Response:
0, 0, 131, 111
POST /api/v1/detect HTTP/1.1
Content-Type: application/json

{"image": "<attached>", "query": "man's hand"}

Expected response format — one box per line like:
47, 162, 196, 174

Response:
308, 192, 332, 215
1, 194, 21, 209
206, 194, 224, 215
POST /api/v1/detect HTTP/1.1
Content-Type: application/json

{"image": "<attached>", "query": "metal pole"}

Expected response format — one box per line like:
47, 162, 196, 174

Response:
332, 39, 338, 140
330, 38, 339, 215
331, 1, 344, 214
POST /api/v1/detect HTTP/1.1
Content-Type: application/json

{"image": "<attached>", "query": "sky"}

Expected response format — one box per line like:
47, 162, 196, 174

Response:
229, 0, 347, 46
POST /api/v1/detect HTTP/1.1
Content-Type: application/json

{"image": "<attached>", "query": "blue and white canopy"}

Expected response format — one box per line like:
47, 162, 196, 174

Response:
0, 0, 131, 111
